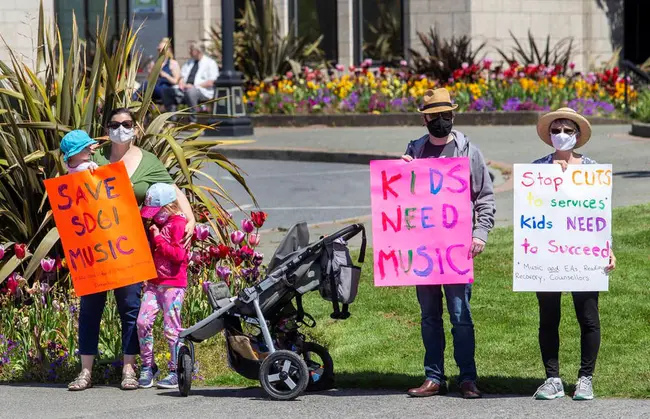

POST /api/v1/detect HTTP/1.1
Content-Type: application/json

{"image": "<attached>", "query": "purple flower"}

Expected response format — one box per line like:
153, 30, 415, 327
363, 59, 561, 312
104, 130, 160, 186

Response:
469, 98, 495, 112
40, 257, 55, 273
253, 252, 264, 266
231, 230, 245, 245
241, 219, 254, 234
216, 266, 231, 281
202, 281, 211, 294
502, 97, 522, 112
194, 224, 210, 241
40, 283, 50, 294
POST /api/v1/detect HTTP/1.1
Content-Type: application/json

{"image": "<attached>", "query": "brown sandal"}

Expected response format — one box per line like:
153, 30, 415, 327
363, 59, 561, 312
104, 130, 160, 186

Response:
68, 370, 93, 391
121, 369, 138, 390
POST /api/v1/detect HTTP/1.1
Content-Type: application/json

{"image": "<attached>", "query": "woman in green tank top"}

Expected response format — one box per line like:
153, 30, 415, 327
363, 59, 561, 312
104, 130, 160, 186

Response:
68, 108, 196, 392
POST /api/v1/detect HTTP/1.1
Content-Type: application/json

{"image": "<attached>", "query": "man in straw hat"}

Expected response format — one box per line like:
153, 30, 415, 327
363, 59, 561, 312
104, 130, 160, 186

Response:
530, 108, 616, 401
403, 88, 495, 399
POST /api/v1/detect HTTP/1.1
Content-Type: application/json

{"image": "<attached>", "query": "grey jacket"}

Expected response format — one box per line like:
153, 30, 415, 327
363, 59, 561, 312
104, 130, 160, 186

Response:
404, 130, 496, 243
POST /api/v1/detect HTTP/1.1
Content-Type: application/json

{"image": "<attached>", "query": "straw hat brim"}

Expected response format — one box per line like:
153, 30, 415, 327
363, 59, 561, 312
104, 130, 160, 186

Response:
417, 103, 459, 114
536, 109, 592, 149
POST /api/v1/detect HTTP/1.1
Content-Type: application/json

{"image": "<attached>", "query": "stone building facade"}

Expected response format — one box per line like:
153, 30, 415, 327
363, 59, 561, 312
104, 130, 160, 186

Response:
0, 0, 631, 72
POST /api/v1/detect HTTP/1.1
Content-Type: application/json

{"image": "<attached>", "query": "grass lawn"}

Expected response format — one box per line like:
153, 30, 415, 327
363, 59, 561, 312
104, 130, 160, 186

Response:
202, 204, 650, 397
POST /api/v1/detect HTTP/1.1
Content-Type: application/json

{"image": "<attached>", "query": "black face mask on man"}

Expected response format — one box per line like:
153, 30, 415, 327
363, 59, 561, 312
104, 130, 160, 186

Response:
426, 116, 453, 138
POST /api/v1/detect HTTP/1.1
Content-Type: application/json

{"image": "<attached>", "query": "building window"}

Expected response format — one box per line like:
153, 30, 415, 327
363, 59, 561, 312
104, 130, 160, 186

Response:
288, 0, 338, 63
55, 0, 128, 59
354, 0, 405, 65
623, 0, 650, 64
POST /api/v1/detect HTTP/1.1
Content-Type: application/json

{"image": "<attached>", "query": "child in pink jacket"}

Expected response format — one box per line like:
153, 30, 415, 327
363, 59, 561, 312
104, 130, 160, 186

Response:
136, 183, 189, 389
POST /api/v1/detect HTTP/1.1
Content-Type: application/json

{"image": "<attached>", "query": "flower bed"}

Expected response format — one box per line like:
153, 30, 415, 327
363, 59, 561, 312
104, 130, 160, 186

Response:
245, 61, 634, 117
0, 212, 268, 383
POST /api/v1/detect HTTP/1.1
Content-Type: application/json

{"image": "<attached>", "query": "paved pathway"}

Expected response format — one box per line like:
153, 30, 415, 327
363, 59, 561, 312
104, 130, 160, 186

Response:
214, 125, 650, 257
2, 384, 650, 419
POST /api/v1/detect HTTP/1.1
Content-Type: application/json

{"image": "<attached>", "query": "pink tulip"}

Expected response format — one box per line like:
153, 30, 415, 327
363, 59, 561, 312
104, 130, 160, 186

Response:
248, 233, 261, 247
399, 60, 407, 67
461, 62, 469, 69
194, 224, 210, 241
286, 71, 294, 79
231, 230, 245, 245
40, 257, 56, 273
335, 64, 344, 72
0, 244, 4, 260
241, 219, 254, 233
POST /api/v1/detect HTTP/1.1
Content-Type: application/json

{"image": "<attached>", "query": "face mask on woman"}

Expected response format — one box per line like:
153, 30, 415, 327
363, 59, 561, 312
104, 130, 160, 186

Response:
108, 125, 135, 144
550, 132, 577, 151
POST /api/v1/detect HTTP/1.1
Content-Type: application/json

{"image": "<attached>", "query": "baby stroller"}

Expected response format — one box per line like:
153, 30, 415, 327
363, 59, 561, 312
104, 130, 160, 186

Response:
176, 222, 366, 400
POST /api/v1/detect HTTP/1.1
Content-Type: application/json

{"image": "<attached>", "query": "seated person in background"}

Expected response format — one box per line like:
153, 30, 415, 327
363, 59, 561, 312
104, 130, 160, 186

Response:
162, 41, 219, 122
134, 38, 181, 102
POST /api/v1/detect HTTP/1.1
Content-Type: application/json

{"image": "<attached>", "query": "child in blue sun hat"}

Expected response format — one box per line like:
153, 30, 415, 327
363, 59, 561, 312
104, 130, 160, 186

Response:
60, 130, 99, 174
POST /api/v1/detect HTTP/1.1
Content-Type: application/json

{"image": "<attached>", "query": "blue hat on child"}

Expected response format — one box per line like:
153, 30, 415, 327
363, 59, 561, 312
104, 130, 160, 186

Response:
141, 183, 177, 218
60, 130, 97, 162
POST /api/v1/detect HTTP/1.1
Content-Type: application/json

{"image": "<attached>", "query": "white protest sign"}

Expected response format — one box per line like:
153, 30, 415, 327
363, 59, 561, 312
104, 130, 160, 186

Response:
513, 164, 612, 292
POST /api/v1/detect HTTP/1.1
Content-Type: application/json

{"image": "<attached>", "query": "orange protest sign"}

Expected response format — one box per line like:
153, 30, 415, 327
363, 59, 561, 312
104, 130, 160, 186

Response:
44, 162, 157, 296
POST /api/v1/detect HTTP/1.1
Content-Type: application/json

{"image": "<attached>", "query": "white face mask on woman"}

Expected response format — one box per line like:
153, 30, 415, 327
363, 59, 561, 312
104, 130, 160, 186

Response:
108, 125, 135, 144
550, 132, 577, 151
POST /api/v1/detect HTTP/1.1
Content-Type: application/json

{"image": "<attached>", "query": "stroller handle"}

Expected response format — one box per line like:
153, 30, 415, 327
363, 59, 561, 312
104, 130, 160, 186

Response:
323, 223, 367, 264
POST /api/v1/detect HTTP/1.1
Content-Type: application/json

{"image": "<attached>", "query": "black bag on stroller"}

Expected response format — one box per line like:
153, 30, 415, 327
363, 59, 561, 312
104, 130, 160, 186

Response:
175, 222, 366, 400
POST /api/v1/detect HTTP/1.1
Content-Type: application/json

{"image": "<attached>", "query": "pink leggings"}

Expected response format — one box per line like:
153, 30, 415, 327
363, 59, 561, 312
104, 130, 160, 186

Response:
136, 283, 185, 370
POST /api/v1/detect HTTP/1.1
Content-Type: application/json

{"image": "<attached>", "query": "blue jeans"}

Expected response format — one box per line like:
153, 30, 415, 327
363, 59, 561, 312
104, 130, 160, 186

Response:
416, 284, 477, 384
78, 283, 142, 356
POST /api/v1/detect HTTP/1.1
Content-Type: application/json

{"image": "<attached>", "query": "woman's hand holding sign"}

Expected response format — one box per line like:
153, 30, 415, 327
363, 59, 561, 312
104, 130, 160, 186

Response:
606, 252, 616, 273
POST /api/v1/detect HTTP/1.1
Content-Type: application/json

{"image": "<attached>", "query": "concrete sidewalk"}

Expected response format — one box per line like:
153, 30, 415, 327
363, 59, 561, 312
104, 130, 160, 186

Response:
2, 384, 650, 419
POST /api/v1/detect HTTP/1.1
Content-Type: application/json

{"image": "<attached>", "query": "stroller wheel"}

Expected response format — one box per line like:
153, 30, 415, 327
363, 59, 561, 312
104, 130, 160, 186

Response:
259, 350, 309, 400
177, 345, 193, 397
300, 342, 335, 392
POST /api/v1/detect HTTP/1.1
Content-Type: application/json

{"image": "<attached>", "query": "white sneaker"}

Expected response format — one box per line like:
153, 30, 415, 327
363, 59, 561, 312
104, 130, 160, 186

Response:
573, 376, 594, 401
533, 377, 565, 400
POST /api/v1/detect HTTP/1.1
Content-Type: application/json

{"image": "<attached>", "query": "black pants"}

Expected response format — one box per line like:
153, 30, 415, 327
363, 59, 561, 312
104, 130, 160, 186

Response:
78, 283, 142, 356
537, 292, 600, 378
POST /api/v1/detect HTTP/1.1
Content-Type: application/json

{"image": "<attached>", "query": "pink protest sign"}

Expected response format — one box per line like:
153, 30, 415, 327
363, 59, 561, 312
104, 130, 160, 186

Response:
370, 158, 473, 286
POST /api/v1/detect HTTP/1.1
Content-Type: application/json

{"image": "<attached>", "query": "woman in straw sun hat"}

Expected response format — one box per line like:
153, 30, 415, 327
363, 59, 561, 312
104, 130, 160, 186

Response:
531, 107, 616, 402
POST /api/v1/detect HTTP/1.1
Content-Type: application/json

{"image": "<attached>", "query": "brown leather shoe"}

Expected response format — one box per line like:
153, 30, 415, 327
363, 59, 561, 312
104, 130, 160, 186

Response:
460, 381, 482, 399
407, 380, 446, 397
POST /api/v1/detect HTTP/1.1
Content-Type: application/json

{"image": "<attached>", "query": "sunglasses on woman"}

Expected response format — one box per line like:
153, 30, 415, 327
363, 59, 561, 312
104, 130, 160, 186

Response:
550, 127, 576, 135
107, 120, 134, 130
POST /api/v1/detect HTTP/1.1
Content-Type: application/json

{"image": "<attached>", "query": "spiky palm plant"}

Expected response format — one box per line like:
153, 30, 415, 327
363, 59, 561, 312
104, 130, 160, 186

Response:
0, 1, 253, 284
409, 28, 486, 81
496, 30, 574, 73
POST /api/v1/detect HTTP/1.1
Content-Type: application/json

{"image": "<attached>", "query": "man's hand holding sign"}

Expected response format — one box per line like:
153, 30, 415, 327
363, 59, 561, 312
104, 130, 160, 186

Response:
44, 162, 156, 296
